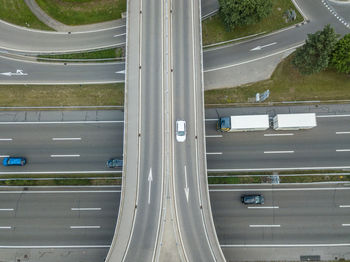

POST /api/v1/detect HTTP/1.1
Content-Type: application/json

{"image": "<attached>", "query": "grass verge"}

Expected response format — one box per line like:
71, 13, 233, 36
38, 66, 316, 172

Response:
202, 0, 303, 46
208, 173, 350, 184
205, 54, 350, 105
36, 0, 127, 25
38, 48, 124, 61
0, 0, 53, 31
0, 173, 121, 186
0, 83, 124, 107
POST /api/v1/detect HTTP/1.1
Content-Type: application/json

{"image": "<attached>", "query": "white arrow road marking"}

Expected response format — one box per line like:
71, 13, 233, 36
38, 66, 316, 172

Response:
184, 165, 189, 203
250, 42, 277, 51
0, 70, 28, 77
116, 70, 125, 74
148, 168, 153, 204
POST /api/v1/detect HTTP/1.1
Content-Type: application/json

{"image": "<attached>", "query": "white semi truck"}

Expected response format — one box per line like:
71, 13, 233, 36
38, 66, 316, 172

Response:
273, 113, 317, 130
217, 115, 269, 132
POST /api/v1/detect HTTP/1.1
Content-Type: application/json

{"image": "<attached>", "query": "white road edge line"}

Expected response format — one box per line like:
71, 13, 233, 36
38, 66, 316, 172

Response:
336, 149, 350, 152
0, 190, 120, 194
71, 208, 101, 211
50, 155, 80, 158
206, 152, 223, 155
249, 225, 280, 228
70, 226, 101, 229
0, 245, 110, 249
221, 243, 350, 247
247, 206, 279, 209
264, 151, 294, 154
0, 121, 123, 124
52, 138, 82, 141
336, 132, 350, 134
264, 134, 294, 137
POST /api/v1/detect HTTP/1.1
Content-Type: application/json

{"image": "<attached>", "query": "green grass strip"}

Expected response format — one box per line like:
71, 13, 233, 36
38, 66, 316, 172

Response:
205, 55, 350, 105
0, 0, 54, 31
202, 0, 303, 46
38, 48, 124, 60
36, 0, 127, 25
0, 83, 124, 107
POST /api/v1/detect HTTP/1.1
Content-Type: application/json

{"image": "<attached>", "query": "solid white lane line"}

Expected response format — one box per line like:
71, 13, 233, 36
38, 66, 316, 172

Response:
0, 121, 123, 124
249, 225, 280, 228
248, 206, 279, 209
0, 227, 11, 229
206, 135, 223, 138
70, 226, 100, 229
206, 152, 223, 155
264, 151, 294, 154
339, 205, 350, 208
208, 166, 350, 172
0, 245, 110, 249
0, 209, 14, 211
336, 149, 350, 152
52, 138, 82, 141
50, 154, 80, 157
0, 190, 120, 194
221, 243, 350, 247
0, 138, 12, 141
0, 155, 9, 158
342, 224, 350, 227
210, 187, 350, 192
71, 208, 101, 211
264, 133, 294, 137
317, 114, 350, 118
336, 132, 350, 135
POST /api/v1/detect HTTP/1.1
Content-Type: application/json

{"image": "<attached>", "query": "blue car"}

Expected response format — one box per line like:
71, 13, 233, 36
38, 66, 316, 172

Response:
241, 194, 264, 205
106, 159, 123, 168
3, 157, 27, 167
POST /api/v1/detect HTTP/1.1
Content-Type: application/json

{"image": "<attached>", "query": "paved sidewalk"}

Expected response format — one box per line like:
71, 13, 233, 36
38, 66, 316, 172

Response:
25, 0, 125, 32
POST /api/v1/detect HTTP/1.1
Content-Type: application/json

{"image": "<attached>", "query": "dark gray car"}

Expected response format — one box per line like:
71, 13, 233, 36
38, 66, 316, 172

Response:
241, 194, 264, 205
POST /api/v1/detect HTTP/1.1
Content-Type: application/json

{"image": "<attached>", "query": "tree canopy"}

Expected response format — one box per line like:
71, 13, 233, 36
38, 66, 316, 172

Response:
330, 34, 350, 74
218, 0, 273, 31
292, 24, 338, 75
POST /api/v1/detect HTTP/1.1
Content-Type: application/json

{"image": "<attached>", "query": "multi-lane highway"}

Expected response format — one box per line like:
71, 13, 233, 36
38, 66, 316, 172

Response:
210, 183, 350, 261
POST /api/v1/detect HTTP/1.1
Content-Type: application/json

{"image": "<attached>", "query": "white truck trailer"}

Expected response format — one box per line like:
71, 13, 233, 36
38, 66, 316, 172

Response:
273, 113, 317, 130
217, 115, 269, 132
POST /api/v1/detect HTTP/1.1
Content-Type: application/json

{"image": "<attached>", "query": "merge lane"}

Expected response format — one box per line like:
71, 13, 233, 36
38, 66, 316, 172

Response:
210, 186, 350, 245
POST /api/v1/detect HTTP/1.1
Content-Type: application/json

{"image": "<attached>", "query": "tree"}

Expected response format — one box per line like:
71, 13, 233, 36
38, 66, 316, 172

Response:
330, 34, 350, 74
218, 0, 272, 31
292, 24, 338, 75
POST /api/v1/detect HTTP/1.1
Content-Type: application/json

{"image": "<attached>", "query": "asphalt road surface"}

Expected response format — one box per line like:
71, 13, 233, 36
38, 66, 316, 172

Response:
0, 187, 120, 246
0, 56, 124, 84
210, 183, 350, 261
0, 20, 126, 53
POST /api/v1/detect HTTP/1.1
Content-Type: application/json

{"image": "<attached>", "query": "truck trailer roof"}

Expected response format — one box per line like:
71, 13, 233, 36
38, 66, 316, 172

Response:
274, 113, 317, 128
230, 115, 269, 130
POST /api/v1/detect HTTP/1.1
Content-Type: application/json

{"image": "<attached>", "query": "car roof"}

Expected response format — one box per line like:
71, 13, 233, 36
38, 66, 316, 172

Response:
177, 120, 185, 130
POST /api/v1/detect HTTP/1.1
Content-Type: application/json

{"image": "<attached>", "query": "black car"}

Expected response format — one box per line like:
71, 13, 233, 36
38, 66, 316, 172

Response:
241, 194, 264, 205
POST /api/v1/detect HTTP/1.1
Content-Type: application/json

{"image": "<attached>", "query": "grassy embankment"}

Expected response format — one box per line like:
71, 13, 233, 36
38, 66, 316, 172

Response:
0, 84, 124, 107
0, 0, 53, 30
36, 0, 126, 25
202, 0, 304, 45
205, 55, 350, 105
